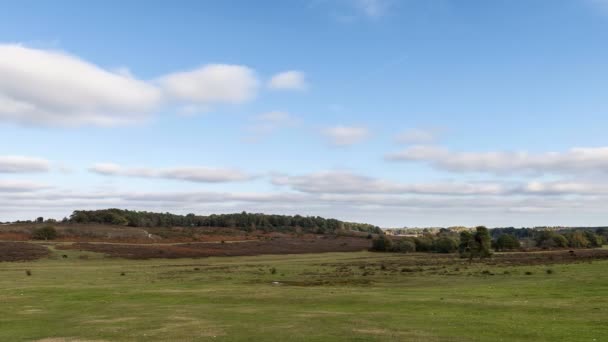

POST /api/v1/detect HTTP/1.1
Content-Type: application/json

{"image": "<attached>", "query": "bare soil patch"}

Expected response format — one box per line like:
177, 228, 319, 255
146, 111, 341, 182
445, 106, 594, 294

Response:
0, 242, 50, 262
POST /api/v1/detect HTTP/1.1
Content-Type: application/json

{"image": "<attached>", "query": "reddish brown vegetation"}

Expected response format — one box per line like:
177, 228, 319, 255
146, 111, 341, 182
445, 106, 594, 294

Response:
0, 242, 50, 262
57, 236, 372, 259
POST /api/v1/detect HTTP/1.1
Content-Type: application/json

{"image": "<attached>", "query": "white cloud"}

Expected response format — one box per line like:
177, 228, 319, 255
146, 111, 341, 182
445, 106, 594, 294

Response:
0, 156, 50, 173
323, 125, 370, 146
0, 44, 264, 126
395, 128, 439, 144
160, 64, 259, 104
89, 163, 254, 183
386, 145, 608, 175
268, 71, 307, 90
0, 180, 49, 192
0, 44, 161, 126
6, 185, 608, 226
272, 170, 507, 195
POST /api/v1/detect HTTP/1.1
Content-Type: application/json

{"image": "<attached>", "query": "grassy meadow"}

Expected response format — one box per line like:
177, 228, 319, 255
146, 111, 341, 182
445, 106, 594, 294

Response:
0, 245, 607, 341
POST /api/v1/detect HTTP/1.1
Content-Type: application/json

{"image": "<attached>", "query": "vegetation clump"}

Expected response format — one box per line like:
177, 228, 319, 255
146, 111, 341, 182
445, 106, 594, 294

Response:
32, 226, 57, 240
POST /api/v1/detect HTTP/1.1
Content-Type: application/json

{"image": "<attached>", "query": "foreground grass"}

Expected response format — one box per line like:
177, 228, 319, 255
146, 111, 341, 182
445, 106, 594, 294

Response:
0, 247, 606, 341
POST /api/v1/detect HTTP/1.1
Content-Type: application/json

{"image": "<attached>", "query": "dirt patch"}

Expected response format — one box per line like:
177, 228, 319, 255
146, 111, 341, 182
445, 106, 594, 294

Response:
57, 236, 372, 259
0, 242, 50, 261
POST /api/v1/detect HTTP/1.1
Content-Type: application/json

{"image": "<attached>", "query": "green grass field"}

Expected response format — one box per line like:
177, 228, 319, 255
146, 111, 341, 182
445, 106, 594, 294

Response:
1, 246, 606, 341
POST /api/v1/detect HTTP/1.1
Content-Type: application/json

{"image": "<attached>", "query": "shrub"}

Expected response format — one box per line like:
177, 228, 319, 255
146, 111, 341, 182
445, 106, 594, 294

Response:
546, 269, 554, 274
371, 236, 392, 252
270, 267, 277, 274
434, 237, 458, 253
413, 237, 433, 252
390, 239, 416, 253
32, 226, 57, 240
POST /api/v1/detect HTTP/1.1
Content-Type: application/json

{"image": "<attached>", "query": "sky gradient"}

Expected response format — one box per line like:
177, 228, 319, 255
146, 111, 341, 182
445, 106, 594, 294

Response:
2, 0, 608, 227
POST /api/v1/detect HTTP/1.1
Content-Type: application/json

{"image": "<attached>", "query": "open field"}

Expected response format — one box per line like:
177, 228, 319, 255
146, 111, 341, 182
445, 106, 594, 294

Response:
1, 244, 607, 341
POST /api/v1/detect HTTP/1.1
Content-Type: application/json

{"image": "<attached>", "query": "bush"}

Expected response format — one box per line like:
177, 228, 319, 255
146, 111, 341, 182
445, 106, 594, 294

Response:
434, 237, 458, 253
371, 236, 392, 252
32, 226, 57, 240
414, 237, 433, 252
390, 239, 416, 253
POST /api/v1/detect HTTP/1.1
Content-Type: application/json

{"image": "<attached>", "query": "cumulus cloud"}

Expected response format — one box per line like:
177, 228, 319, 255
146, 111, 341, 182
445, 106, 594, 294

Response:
0, 156, 50, 173
0, 44, 263, 126
89, 163, 254, 183
268, 71, 307, 90
323, 126, 370, 146
159, 64, 259, 104
386, 145, 608, 175
0, 44, 161, 126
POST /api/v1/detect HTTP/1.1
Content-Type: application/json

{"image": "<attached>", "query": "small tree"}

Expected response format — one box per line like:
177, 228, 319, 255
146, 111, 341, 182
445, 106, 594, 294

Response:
32, 226, 57, 240
459, 227, 492, 260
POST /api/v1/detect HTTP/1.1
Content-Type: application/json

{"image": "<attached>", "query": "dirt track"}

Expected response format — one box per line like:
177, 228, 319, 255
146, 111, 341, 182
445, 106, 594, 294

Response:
0, 242, 50, 261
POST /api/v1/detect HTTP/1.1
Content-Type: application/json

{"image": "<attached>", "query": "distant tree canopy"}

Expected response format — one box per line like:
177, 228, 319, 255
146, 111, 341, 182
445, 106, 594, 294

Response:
68, 209, 383, 235
494, 234, 521, 251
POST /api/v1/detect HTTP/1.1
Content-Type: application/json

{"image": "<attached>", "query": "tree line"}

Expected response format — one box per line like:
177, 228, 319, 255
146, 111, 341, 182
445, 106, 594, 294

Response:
68, 208, 383, 234
373, 226, 605, 257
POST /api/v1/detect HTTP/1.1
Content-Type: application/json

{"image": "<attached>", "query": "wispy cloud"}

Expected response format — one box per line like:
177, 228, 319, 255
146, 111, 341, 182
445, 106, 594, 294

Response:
323, 125, 370, 146
395, 128, 441, 144
268, 70, 307, 91
386, 145, 608, 175
0, 156, 50, 173
244, 111, 300, 142
355, 0, 391, 18
89, 163, 255, 183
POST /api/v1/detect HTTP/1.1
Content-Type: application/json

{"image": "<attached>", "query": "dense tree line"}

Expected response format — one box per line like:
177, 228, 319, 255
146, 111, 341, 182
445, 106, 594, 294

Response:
68, 209, 383, 234
373, 226, 605, 256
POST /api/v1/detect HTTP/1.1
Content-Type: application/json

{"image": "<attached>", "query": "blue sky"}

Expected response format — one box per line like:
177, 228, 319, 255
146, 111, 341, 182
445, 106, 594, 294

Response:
1, 0, 608, 227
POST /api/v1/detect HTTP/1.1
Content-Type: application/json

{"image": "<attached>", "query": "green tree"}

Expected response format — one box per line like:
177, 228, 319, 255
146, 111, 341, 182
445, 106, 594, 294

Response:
566, 231, 589, 248
459, 227, 492, 260
434, 237, 458, 253
494, 234, 520, 251
584, 231, 603, 248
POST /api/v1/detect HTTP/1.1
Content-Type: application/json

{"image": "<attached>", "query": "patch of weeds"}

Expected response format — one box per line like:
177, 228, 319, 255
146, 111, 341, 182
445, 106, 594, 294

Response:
546, 269, 554, 275
525, 271, 533, 275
